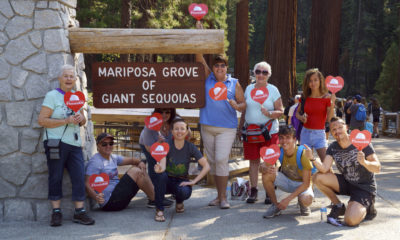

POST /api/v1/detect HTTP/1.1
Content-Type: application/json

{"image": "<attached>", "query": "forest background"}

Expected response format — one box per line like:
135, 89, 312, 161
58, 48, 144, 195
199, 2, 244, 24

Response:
77, 0, 400, 112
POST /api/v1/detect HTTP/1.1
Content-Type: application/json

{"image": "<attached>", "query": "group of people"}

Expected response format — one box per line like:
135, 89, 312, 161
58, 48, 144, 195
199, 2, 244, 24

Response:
39, 52, 381, 227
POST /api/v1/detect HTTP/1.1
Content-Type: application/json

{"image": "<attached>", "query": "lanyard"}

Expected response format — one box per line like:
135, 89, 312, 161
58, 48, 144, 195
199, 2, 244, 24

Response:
56, 88, 65, 95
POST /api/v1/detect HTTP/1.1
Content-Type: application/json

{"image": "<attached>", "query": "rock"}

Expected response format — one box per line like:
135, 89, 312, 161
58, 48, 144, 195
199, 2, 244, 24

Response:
32, 153, 47, 174
36, 1, 48, 9
10, 0, 35, 17
35, 201, 51, 222
11, 67, 29, 88
58, 0, 77, 8
0, 152, 31, 186
0, 202, 3, 221
4, 199, 35, 221
4, 35, 38, 65
25, 74, 50, 100
49, 1, 60, 10
0, 177, 17, 198
29, 31, 42, 49
13, 87, 25, 101
0, 58, 10, 79
19, 174, 48, 199
0, 124, 18, 155
0, 1, 14, 19
5, 16, 32, 40
21, 128, 40, 154
6, 101, 35, 126
0, 14, 8, 31
22, 52, 47, 74
0, 32, 8, 45
0, 80, 12, 101
34, 9, 63, 30
47, 53, 73, 79
43, 29, 70, 53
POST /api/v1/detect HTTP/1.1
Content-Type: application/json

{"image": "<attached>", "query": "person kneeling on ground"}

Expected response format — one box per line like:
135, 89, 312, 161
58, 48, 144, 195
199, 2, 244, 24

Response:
312, 117, 380, 226
85, 133, 155, 211
154, 118, 210, 222
261, 126, 314, 218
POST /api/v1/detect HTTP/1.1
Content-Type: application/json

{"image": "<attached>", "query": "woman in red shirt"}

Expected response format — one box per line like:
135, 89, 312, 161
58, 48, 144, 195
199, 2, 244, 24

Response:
295, 69, 335, 162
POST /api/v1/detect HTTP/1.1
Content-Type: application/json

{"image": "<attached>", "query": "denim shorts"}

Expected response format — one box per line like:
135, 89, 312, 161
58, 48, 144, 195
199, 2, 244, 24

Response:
274, 172, 314, 197
300, 127, 327, 150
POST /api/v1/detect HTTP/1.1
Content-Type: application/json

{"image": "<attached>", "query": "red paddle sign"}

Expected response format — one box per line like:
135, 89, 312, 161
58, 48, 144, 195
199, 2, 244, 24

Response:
144, 113, 163, 131
260, 144, 281, 165
189, 3, 208, 21
64, 91, 85, 113
325, 76, 344, 94
89, 173, 109, 193
250, 87, 269, 104
209, 82, 227, 101
350, 130, 371, 151
150, 142, 170, 162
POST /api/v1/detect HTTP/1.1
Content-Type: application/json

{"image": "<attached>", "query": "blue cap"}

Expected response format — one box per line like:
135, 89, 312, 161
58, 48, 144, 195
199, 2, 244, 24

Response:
354, 95, 362, 102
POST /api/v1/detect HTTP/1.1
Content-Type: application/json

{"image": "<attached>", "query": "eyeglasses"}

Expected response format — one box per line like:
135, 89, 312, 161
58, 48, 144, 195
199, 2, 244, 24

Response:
255, 69, 269, 76
101, 141, 114, 147
214, 63, 226, 68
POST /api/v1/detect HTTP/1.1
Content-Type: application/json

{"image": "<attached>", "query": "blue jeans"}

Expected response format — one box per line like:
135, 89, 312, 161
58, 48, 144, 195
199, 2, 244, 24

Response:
45, 141, 86, 201
140, 144, 157, 185
154, 172, 192, 211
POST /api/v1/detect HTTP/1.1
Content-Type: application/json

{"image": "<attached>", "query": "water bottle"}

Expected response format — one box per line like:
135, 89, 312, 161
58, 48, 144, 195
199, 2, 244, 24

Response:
226, 181, 231, 199
320, 207, 327, 222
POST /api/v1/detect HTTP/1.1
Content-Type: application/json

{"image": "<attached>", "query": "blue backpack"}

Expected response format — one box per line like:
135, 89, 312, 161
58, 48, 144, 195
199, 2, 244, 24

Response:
279, 145, 317, 174
355, 104, 367, 121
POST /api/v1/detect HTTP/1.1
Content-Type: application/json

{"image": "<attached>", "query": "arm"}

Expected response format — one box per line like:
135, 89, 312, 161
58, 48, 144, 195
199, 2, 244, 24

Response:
85, 175, 105, 205
358, 152, 381, 173
303, 144, 333, 173
295, 102, 307, 123
38, 106, 75, 128
261, 97, 284, 119
277, 169, 311, 210
180, 157, 211, 186
238, 109, 246, 138
229, 82, 246, 112
346, 103, 353, 114
154, 157, 166, 173
195, 22, 211, 77
327, 94, 336, 122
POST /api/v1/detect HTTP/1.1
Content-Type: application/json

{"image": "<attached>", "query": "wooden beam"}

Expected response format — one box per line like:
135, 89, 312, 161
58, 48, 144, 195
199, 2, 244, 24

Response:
68, 28, 224, 54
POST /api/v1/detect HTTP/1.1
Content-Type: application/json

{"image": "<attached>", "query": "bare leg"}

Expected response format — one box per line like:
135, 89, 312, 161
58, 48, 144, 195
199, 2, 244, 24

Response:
316, 147, 327, 162
249, 160, 260, 189
298, 194, 313, 207
344, 201, 367, 226
74, 201, 84, 208
261, 171, 278, 205
126, 166, 155, 201
51, 200, 61, 209
313, 173, 341, 204
215, 175, 229, 201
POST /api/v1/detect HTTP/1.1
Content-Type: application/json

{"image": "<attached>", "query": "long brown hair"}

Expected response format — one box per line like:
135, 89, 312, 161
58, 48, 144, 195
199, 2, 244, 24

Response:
302, 68, 327, 98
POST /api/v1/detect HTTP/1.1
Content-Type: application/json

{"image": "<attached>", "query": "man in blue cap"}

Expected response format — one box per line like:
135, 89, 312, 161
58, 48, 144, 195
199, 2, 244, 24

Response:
346, 95, 366, 131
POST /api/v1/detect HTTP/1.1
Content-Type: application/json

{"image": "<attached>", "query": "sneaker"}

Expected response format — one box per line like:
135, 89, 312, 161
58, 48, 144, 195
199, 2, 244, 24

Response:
365, 198, 377, 220
246, 187, 258, 203
264, 194, 272, 205
73, 210, 95, 225
298, 200, 311, 216
263, 204, 281, 218
327, 203, 346, 219
147, 199, 173, 208
50, 211, 62, 227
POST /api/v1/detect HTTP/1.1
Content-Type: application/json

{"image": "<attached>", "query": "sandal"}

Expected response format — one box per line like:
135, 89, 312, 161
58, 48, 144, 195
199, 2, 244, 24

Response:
220, 199, 230, 209
154, 209, 165, 222
176, 203, 185, 213
208, 198, 220, 206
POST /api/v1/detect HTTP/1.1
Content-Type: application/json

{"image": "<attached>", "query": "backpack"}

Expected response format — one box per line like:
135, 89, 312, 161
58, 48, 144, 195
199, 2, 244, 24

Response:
278, 145, 317, 174
230, 179, 250, 200
355, 104, 367, 121
291, 98, 306, 140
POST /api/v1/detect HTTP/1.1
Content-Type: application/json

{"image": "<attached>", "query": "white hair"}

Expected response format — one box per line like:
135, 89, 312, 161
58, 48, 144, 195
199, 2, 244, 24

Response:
59, 64, 76, 78
253, 61, 272, 77
295, 95, 301, 100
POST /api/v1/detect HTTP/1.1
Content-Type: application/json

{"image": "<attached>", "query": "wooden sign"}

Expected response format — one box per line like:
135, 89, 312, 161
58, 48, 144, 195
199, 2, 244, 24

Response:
92, 62, 205, 108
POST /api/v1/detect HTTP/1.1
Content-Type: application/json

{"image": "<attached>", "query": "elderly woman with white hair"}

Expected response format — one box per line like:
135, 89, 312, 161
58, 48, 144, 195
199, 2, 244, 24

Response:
38, 64, 94, 227
239, 61, 284, 204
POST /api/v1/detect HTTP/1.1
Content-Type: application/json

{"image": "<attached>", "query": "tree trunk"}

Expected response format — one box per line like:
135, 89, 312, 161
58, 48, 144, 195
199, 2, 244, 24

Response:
234, 0, 250, 88
307, 0, 342, 77
120, 0, 132, 62
396, 5, 400, 111
264, 0, 297, 104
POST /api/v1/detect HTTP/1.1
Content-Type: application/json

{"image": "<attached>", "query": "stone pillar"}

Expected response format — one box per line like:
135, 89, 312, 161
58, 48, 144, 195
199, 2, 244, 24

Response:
0, 0, 94, 222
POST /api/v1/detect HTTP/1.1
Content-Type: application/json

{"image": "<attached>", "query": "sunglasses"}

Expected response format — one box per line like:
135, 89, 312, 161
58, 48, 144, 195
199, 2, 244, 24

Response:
214, 63, 226, 68
255, 69, 269, 76
101, 141, 114, 147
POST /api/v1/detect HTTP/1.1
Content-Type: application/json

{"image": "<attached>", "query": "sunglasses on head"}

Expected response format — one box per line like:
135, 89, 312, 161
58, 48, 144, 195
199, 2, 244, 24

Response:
214, 63, 226, 68
255, 69, 269, 76
101, 141, 114, 147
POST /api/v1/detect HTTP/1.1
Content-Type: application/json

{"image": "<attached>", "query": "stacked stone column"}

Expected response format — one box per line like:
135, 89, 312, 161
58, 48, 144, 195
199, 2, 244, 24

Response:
0, 0, 92, 221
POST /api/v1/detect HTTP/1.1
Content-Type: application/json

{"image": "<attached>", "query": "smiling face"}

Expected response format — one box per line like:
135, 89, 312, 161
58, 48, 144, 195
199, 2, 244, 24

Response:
58, 69, 76, 92
212, 61, 227, 81
278, 134, 296, 153
97, 138, 114, 158
172, 121, 188, 141
254, 66, 270, 86
308, 73, 321, 91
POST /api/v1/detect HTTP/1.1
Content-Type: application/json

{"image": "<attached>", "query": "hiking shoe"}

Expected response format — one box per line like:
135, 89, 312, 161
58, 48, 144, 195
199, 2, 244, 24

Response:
246, 187, 258, 203
263, 204, 281, 218
147, 199, 173, 208
50, 211, 62, 227
298, 199, 311, 216
327, 203, 346, 219
365, 198, 377, 220
73, 210, 95, 225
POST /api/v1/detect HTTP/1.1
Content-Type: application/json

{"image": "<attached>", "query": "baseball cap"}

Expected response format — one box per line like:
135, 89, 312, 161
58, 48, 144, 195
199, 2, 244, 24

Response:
354, 95, 362, 101
96, 133, 114, 144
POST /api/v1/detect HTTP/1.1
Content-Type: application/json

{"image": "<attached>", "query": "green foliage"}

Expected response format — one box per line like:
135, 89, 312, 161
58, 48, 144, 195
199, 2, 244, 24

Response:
248, 0, 267, 68
296, 61, 307, 92
374, 41, 399, 111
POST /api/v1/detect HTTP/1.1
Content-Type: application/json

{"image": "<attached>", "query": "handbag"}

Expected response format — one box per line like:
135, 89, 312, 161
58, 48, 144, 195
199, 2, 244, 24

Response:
46, 125, 68, 160
241, 120, 273, 143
